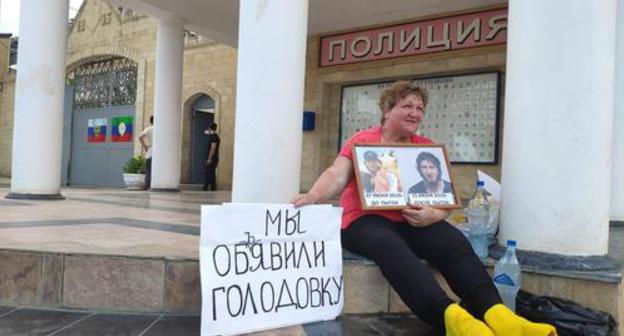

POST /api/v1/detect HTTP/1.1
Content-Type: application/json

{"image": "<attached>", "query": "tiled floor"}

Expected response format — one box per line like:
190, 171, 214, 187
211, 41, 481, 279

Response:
0, 307, 438, 336
2, 186, 623, 263
0, 185, 622, 335
0, 188, 218, 259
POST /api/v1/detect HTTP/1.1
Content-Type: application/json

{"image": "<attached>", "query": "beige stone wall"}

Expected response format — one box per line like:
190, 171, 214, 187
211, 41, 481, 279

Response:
0, 35, 13, 177
0, 0, 238, 188
66, 0, 239, 188
0, 76, 15, 177
180, 44, 237, 187
1, 0, 504, 195
65, 4, 506, 195
0, 0, 161, 179
67, 0, 158, 156
0, 36, 10, 77
300, 36, 507, 199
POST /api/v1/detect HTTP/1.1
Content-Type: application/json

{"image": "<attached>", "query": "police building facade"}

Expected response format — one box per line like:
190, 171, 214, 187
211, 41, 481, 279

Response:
0, 0, 622, 258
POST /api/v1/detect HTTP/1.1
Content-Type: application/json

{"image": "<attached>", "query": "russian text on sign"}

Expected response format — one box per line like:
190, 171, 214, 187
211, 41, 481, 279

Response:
319, 8, 507, 66
200, 204, 343, 335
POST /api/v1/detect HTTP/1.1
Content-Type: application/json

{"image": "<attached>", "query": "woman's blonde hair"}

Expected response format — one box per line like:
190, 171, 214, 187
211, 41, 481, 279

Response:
378, 81, 428, 124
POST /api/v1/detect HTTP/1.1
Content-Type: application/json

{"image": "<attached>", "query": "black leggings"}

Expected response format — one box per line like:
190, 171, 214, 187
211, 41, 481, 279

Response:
342, 215, 501, 331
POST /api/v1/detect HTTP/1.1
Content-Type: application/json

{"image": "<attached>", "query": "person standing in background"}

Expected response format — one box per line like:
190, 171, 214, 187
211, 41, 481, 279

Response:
203, 122, 220, 191
138, 116, 153, 189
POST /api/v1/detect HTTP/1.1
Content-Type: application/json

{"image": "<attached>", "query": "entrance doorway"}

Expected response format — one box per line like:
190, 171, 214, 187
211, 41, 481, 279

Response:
64, 56, 137, 187
190, 95, 215, 184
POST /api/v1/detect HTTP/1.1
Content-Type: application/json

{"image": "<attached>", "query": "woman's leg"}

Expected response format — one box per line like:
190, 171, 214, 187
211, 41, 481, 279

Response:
398, 221, 501, 320
342, 215, 453, 330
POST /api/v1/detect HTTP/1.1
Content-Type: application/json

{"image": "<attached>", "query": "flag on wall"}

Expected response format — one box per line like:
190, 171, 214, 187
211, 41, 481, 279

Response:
87, 119, 107, 143
112, 116, 133, 142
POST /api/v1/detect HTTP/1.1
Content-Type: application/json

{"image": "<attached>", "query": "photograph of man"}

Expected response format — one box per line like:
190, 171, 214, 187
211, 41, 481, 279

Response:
408, 151, 452, 194
360, 150, 381, 193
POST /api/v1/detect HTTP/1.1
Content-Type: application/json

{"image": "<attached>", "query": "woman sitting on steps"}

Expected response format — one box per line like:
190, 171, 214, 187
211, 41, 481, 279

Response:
292, 81, 556, 336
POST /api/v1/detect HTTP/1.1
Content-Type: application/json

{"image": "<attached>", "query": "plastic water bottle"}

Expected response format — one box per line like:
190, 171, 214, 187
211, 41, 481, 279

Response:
465, 181, 490, 259
468, 180, 489, 210
493, 240, 521, 312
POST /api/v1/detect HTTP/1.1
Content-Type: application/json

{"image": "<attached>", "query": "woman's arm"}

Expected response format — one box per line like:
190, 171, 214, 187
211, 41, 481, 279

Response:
402, 204, 451, 227
292, 156, 353, 207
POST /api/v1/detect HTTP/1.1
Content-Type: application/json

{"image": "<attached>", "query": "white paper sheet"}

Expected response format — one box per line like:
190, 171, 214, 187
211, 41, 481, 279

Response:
200, 203, 344, 336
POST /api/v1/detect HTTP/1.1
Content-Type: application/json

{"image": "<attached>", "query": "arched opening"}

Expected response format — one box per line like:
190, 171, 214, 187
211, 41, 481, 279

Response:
189, 94, 216, 184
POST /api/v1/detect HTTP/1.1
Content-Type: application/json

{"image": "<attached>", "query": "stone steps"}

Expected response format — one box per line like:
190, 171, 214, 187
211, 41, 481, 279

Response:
0, 249, 199, 314
0, 247, 621, 334
0, 248, 442, 315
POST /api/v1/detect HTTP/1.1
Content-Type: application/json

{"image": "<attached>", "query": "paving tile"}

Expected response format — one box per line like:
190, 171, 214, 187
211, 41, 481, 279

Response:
163, 261, 201, 313
0, 200, 31, 206
304, 316, 381, 335
0, 251, 40, 305
0, 224, 198, 259
388, 288, 411, 314
142, 315, 200, 336
40, 254, 63, 306
362, 314, 440, 336
0, 309, 88, 336
0, 306, 16, 317
246, 324, 307, 335
64, 196, 201, 214
63, 255, 164, 311
53, 313, 158, 336
0, 218, 199, 236
342, 263, 389, 314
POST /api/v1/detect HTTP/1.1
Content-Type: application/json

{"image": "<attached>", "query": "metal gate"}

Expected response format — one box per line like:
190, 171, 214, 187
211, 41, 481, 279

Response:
66, 56, 137, 187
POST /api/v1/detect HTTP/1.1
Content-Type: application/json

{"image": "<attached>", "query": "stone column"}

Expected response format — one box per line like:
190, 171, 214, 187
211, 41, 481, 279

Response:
7, 0, 69, 199
612, 0, 624, 221
232, 0, 309, 203
150, 17, 184, 190
500, 0, 616, 255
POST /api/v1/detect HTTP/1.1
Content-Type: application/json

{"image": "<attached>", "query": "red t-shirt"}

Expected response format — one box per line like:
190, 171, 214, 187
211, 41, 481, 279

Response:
339, 126, 433, 229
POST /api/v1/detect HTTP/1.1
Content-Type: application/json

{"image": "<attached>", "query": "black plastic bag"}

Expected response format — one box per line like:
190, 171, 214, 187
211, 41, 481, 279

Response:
516, 290, 617, 336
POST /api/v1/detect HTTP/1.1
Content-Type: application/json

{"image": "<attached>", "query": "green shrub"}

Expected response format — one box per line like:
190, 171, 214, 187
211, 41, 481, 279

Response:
123, 155, 146, 174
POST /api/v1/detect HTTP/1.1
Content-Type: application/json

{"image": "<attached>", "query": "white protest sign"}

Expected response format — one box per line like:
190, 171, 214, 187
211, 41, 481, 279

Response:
200, 203, 344, 336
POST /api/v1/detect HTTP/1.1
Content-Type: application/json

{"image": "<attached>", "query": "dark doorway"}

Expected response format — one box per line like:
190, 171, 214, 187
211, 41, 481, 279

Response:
190, 95, 215, 184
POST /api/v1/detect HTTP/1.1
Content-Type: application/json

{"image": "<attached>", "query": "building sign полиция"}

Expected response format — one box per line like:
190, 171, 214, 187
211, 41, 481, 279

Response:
320, 8, 507, 67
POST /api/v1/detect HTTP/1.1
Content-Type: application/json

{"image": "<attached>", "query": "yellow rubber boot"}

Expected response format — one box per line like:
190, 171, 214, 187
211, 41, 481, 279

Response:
484, 304, 557, 336
444, 303, 494, 336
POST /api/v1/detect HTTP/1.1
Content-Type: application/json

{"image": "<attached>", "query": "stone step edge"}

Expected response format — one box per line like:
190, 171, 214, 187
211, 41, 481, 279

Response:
0, 246, 621, 332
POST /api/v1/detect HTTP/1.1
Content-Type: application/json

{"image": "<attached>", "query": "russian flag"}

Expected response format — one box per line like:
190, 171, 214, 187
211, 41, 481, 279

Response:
87, 119, 107, 143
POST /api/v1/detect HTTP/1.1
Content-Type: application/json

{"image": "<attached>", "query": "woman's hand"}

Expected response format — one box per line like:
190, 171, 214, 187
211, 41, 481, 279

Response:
402, 204, 450, 227
291, 193, 319, 208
